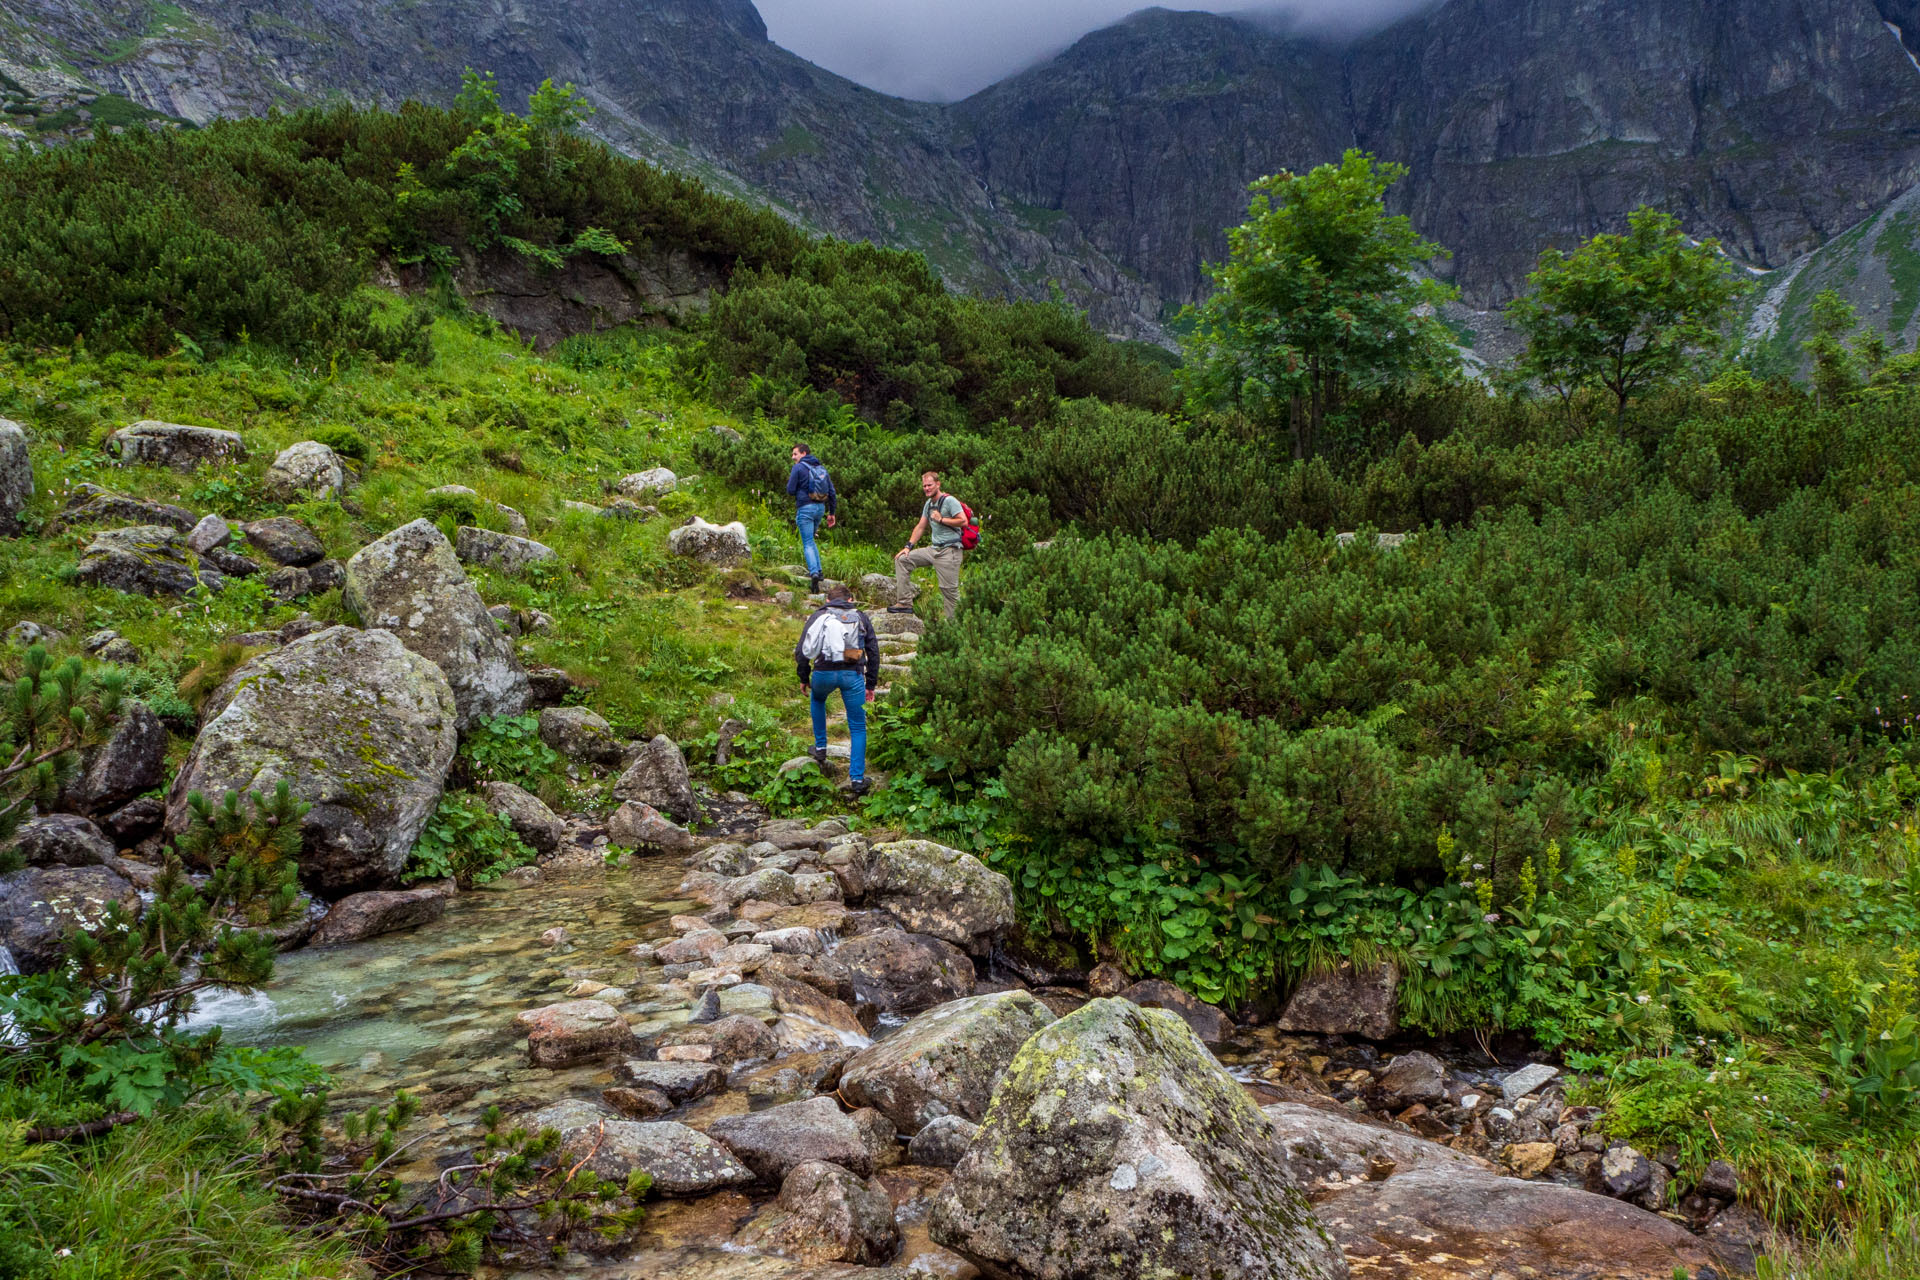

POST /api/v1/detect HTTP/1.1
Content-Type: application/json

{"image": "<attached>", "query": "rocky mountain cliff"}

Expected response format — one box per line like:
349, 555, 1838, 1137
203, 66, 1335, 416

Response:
6, 0, 1920, 341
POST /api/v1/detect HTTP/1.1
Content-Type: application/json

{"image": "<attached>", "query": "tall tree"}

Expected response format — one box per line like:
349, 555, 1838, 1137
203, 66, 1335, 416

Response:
1508, 208, 1748, 431
1179, 150, 1459, 460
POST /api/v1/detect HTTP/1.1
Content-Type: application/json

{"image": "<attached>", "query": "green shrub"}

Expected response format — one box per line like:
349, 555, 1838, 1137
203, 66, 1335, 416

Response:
404, 794, 536, 888
308, 423, 371, 463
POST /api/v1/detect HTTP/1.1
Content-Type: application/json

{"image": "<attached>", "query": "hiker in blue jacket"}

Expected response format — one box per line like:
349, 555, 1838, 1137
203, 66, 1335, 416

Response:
786, 443, 837, 593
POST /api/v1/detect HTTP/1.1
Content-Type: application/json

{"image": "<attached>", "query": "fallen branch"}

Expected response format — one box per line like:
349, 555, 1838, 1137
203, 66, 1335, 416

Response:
26, 1110, 140, 1142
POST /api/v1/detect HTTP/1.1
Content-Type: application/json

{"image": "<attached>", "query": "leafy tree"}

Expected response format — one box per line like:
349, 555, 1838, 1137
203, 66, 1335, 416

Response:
1508, 207, 1749, 431
1179, 149, 1460, 459
1803, 288, 1888, 408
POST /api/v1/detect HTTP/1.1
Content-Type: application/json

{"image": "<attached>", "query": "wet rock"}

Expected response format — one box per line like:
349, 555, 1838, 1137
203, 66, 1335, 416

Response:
759, 818, 851, 851
858, 839, 1014, 956
762, 952, 857, 1005
454, 525, 557, 576
1316, 1167, 1719, 1278
733, 1160, 903, 1266
164, 627, 458, 895
614, 735, 699, 824
8, 814, 115, 867
656, 929, 727, 964
615, 1059, 724, 1103
540, 925, 569, 946
618, 467, 677, 498
668, 516, 750, 567
1500, 1061, 1560, 1103
840, 991, 1057, 1134
1506, 1141, 1558, 1179
929, 998, 1346, 1280
1117, 977, 1232, 1045
1086, 961, 1129, 997
74, 525, 200, 596
65, 701, 167, 817
1277, 961, 1399, 1041
1262, 1101, 1493, 1191
241, 517, 325, 567
264, 440, 347, 502
562, 1119, 754, 1197
0, 864, 137, 973
714, 942, 773, 972
537, 705, 623, 765
186, 513, 232, 553
741, 1050, 855, 1106
767, 974, 871, 1054
836, 929, 976, 1016
342, 518, 529, 728
480, 781, 565, 854
605, 1086, 674, 1118
107, 420, 244, 472
1375, 1050, 1449, 1108
101, 797, 166, 846
756, 926, 826, 955
1600, 1144, 1654, 1198
906, 1115, 979, 1169
0, 419, 30, 535
708, 1095, 899, 1182
609, 801, 694, 854
653, 1013, 779, 1067
516, 999, 636, 1067
309, 885, 450, 946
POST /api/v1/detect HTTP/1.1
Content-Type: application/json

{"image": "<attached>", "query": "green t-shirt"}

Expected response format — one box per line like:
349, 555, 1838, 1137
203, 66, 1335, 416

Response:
923, 494, 964, 547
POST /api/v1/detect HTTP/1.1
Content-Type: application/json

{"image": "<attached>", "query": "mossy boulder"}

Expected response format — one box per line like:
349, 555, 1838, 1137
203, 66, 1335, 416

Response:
839, 990, 1057, 1134
106, 420, 244, 472
930, 997, 1348, 1280
164, 626, 459, 894
264, 440, 347, 501
73, 525, 203, 596
862, 839, 1015, 956
343, 518, 529, 728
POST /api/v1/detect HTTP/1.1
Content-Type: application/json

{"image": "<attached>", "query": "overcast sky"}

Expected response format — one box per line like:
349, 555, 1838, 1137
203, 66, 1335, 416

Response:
754, 1, 1433, 102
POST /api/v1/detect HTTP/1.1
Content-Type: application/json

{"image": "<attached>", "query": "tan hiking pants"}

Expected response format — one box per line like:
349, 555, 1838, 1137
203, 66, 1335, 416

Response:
894, 545, 962, 618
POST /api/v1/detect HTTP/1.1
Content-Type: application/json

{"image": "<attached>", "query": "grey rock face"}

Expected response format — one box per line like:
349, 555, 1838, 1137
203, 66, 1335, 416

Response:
186, 513, 232, 554
1261, 1102, 1493, 1192
732, 1160, 903, 1266
667, 517, 750, 567
1500, 1062, 1560, 1103
707, 1094, 898, 1182
241, 517, 325, 566
835, 929, 976, 1016
73, 525, 200, 596
1376, 1049, 1449, 1108
107, 420, 244, 471
309, 885, 450, 945
454, 525, 558, 576
64, 701, 168, 817
861, 839, 1014, 956
343, 518, 529, 728
929, 998, 1348, 1280
839, 990, 1057, 1134
0, 419, 32, 535
8, 814, 115, 868
1277, 961, 1400, 1042
264, 440, 346, 501
479, 780, 565, 854
0, 863, 137, 973
613, 734, 698, 823
906, 1115, 979, 1169
165, 626, 458, 894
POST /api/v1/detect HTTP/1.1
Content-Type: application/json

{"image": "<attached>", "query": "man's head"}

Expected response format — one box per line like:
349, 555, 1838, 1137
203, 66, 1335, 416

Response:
826, 582, 852, 602
791, 443, 811, 463
921, 470, 941, 499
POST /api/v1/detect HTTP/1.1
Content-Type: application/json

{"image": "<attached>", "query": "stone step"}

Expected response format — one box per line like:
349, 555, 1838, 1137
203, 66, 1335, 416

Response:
879, 662, 914, 681
871, 613, 926, 638
879, 637, 917, 655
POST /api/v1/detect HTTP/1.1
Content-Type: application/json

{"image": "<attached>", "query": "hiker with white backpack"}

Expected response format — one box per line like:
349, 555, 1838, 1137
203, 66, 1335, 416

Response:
891, 469, 975, 620
786, 442, 837, 594
794, 581, 881, 797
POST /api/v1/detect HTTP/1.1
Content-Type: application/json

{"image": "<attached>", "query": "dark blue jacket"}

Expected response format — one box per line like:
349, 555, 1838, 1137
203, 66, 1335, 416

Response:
786, 455, 837, 515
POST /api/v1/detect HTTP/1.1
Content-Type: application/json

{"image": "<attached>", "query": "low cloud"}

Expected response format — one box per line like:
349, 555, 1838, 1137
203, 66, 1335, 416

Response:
756, 1, 1436, 102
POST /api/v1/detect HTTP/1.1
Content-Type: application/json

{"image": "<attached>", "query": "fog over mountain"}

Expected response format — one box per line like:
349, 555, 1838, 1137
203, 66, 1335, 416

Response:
753, 0, 1436, 100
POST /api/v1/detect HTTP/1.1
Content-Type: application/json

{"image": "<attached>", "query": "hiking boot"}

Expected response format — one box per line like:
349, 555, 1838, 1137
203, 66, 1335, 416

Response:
809, 745, 828, 767
886, 604, 916, 614
849, 778, 870, 798
809, 573, 821, 593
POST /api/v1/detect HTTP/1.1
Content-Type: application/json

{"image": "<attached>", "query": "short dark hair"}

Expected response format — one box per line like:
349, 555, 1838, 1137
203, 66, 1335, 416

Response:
826, 582, 852, 601
794, 441, 811, 455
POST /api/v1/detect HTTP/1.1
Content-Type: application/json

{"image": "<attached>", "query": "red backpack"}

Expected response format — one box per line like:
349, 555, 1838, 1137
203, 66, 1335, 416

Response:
956, 499, 981, 550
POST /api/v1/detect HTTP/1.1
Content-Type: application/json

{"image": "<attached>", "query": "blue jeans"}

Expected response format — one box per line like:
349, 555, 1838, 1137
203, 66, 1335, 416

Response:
795, 502, 827, 577
810, 669, 866, 782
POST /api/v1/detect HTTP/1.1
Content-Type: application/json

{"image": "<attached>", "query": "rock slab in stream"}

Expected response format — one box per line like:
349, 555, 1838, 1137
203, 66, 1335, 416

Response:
558, 1119, 754, 1198
929, 997, 1348, 1280
165, 626, 458, 894
0, 419, 30, 535
835, 928, 976, 1015
707, 1094, 898, 1182
861, 839, 1014, 956
343, 518, 529, 728
107, 420, 244, 471
733, 1160, 903, 1266
309, 885, 450, 946
839, 990, 1057, 1134
1278, 961, 1400, 1041
516, 999, 637, 1067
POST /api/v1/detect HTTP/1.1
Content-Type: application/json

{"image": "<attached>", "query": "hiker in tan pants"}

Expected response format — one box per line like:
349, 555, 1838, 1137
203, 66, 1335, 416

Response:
891, 471, 965, 619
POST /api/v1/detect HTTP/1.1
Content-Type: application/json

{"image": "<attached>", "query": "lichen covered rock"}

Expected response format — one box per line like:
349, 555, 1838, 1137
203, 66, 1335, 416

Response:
930, 997, 1347, 1280
839, 990, 1056, 1134
454, 525, 558, 576
667, 516, 750, 567
264, 441, 347, 501
862, 839, 1015, 955
107, 420, 244, 472
164, 626, 458, 894
73, 525, 201, 597
0, 418, 32, 536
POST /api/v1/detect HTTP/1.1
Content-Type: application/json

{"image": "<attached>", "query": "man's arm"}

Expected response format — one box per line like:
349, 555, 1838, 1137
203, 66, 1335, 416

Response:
898, 514, 929, 556
826, 471, 837, 516
786, 463, 804, 499
794, 622, 812, 685
930, 497, 965, 527
861, 614, 881, 687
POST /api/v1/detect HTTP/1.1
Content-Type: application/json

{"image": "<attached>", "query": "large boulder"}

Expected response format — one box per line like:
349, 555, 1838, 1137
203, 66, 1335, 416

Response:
0, 418, 31, 536
536, 1110, 753, 1198
0, 864, 137, 973
861, 839, 1015, 956
1117, 977, 1233, 1045
668, 517, 750, 568
1261, 1102, 1494, 1192
614, 735, 698, 823
73, 526, 201, 597
537, 706, 623, 765
929, 998, 1347, 1280
707, 1094, 898, 1182
343, 519, 530, 728
480, 781, 565, 854
839, 990, 1057, 1134
516, 999, 636, 1067
608, 801, 694, 853
106, 420, 244, 472
835, 929, 976, 1016
454, 526, 557, 577
64, 701, 168, 817
1277, 961, 1400, 1042
7, 814, 114, 868
59, 489, 197, 534
1314, 1168, 1723, 1279
309, 886, 450, 946
164, 626, 458, 894
264, 441, 347, 501
733, 1160, 903, 1266
242, 517, 325, 567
